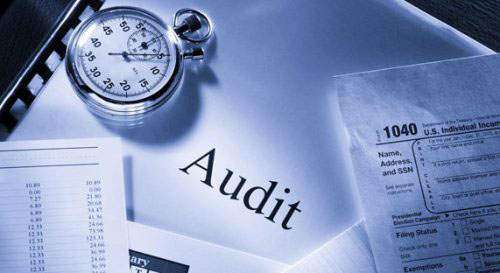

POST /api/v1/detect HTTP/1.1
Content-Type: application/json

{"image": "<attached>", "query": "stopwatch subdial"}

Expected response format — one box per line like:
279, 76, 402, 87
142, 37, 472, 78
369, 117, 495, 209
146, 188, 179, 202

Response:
127, 29, 162, 60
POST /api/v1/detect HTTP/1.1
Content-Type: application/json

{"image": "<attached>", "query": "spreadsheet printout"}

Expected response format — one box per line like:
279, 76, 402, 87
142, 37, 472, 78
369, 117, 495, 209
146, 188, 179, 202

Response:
337, 54, 500, 273
0, 138, 129, 273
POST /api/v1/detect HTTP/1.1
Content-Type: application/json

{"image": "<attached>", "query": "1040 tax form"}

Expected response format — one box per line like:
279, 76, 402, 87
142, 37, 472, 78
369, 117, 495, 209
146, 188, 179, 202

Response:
0, 138, 129, 273
337, 54, 500, 273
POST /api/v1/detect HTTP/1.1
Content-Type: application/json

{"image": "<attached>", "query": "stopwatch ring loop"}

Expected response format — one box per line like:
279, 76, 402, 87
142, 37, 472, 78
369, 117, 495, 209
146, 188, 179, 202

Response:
174, 8, 213, 43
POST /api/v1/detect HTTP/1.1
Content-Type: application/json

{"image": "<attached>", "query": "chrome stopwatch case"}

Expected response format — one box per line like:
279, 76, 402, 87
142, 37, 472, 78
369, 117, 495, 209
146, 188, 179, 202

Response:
66, 7, 213, 122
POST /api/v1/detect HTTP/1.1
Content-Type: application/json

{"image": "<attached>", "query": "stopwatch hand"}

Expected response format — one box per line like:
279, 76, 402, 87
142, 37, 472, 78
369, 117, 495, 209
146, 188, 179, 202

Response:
108, 52, 162, 56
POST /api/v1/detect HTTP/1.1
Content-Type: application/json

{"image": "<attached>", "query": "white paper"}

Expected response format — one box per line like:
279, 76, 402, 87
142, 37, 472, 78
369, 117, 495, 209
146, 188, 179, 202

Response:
0, 138, 129, 273
337, 54, 500, 273
127, 221, 287, 273
8, 0, 491, 263
284, 221, 377, 273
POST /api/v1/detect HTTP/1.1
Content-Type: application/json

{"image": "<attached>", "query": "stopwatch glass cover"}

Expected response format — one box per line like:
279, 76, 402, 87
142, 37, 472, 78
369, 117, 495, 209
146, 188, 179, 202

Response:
68, 8, 178, 104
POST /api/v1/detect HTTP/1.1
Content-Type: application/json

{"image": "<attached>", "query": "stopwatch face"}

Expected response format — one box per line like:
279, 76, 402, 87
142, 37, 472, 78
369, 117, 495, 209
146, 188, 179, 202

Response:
67, 7, 182, 112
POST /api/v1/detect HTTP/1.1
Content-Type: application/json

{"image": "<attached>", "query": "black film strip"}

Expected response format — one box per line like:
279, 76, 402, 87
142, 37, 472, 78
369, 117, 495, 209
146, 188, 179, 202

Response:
0, 0, 105, 139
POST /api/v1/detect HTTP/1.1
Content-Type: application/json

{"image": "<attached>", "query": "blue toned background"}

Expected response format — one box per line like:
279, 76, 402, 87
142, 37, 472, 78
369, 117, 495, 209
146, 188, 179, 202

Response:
10, 0, 493, 264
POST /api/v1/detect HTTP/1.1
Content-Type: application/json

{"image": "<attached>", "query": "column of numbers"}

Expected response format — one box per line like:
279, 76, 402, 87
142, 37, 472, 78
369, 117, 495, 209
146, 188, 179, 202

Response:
26, 182, 45, 272
87, 179, 107, 273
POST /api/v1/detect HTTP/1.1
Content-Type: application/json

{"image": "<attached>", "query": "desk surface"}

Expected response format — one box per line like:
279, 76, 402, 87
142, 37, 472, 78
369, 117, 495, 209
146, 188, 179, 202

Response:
10, 0, 493, 264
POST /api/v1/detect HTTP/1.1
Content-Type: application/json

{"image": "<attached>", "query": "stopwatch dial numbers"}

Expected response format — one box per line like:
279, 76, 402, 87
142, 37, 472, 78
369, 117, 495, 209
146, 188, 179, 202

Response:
76, 13, 172, 102
127, 29, 163, 61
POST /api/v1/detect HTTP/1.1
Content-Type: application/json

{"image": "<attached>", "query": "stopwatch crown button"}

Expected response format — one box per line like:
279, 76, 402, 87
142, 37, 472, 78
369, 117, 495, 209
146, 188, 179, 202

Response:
174, 15, 202, 35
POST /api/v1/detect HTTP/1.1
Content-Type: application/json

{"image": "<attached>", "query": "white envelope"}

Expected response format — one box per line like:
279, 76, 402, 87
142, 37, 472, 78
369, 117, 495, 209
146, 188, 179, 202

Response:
284, 221, 377, 273
128, 221, 286, 273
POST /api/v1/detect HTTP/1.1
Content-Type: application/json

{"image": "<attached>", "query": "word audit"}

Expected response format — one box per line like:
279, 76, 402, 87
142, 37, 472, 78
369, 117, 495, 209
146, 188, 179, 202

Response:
179, 149, 302, 230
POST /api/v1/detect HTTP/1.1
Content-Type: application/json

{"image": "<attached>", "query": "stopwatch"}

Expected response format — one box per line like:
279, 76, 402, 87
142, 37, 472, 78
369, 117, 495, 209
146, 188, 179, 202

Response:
66, 7, 213, 122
